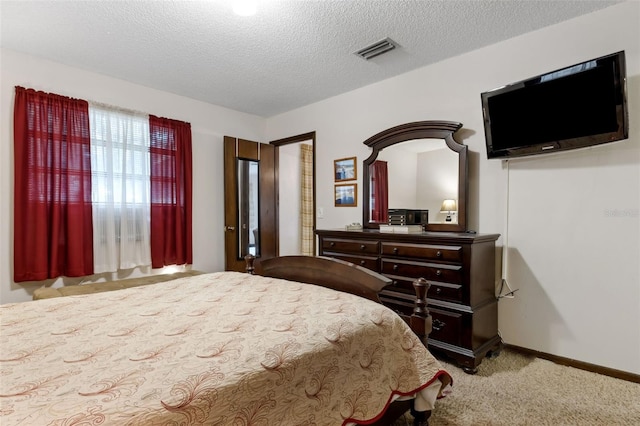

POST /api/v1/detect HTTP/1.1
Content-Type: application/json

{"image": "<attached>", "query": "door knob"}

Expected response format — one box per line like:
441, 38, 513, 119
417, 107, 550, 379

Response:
225, 226, 235, 231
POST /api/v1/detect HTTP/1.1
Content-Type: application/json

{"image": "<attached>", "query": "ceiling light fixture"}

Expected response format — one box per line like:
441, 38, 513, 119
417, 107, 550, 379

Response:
355, 37, 397, 60
232, 1, 258, 16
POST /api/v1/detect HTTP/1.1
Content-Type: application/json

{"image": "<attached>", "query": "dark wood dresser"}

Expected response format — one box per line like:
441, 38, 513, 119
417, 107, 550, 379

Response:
316, 228, 501, 373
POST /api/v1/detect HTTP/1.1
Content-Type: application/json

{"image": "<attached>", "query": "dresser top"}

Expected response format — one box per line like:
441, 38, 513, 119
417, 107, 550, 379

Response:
316, 228, 500, 244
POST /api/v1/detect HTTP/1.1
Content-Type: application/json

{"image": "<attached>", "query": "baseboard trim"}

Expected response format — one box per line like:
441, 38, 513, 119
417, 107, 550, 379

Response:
506, 344, 640, 384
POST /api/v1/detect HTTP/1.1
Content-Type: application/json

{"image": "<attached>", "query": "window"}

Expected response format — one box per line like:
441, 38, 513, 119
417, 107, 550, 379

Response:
13, 87, 192, 282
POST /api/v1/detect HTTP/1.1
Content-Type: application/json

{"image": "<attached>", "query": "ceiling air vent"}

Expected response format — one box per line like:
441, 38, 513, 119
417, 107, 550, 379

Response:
355, 37, 396, 60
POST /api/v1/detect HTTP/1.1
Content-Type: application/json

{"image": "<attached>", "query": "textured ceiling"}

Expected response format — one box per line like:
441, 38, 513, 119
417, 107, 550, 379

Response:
0, 0, 621, 117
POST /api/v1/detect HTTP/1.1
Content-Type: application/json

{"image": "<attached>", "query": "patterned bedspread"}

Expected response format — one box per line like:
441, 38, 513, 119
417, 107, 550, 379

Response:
0, 272, 451, 425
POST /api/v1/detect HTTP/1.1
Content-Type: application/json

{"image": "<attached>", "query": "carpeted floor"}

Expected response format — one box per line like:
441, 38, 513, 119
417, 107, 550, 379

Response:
394, 348, 640, 426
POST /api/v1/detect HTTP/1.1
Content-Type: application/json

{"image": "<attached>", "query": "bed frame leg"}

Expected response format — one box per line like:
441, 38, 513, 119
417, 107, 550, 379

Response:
245, 254, 256, 275
410, 398, 432, 426
411, 409, 431, 426
410, 277, 432, 342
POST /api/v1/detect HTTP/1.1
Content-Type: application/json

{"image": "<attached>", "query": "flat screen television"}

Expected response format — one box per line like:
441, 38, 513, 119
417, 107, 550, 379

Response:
481, 51, 628, 159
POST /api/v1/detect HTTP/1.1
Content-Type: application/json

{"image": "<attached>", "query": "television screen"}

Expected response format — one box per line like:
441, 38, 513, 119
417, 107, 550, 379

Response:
481, 51, 628, 159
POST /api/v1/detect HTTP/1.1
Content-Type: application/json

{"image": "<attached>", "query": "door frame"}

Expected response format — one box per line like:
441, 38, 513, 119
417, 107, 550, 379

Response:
270, 131, 317, 256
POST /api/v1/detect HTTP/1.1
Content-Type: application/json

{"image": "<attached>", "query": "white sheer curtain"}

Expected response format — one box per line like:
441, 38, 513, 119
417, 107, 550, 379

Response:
89, 104, 151, 273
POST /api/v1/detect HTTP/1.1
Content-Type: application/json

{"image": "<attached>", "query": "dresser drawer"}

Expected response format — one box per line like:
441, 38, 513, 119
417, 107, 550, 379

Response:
323, 253, 379, 271
379, 293, 465, 348
381, 258, 462, 284
387, 275, 463, 303
322, 238, 379, 255
429, 307, 464, 347
381, 242, 462, 263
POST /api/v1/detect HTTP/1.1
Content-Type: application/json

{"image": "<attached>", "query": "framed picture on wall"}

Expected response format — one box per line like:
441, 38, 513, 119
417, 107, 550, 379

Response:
335, 183, 357, 207
334, 157, 356, 182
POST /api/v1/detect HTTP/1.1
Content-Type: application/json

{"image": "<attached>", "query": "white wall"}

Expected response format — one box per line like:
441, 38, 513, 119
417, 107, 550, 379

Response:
278, 143, 302, 255
416, 148, 459, 222
265, 2, 640, 374
0, 48, 265, 304
379, 146, 418, 209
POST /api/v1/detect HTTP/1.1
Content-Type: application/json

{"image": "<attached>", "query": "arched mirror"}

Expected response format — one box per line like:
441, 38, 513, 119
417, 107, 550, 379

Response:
362, 121, 468, 232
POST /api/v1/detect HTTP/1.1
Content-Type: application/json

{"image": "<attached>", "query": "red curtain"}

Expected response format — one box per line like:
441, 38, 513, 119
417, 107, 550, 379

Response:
149, 115, 193, 268
371, 160, 389, 223
13, 87, 94, 282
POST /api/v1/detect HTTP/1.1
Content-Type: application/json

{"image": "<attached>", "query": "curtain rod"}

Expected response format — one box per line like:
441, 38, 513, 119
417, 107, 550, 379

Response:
18, 87, 189, 125
88, 100, 190, 125
88, 100, 150, 117
17, 86, 153, 119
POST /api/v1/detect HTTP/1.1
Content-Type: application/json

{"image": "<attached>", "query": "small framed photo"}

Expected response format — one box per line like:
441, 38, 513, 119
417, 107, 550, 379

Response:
335, 183, 357, 207
334, 157, 357, 182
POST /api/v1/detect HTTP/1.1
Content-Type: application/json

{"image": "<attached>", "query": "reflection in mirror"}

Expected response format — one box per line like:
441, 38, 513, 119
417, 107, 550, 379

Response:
370, 139, 459, 225
237, 159, 260, 258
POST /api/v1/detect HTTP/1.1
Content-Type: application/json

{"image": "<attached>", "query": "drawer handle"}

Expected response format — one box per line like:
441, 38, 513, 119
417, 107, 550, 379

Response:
433, 319, 446, 331
360, 260, 366, 266
435, 287, 442, 294
393, 264, 399, 271
360, 244, 366, 250
436, 250, 442, 257
393, 247, 399, 254
436, 270, 442, 276
392, 280, 398, 287
329, 242, 335, 247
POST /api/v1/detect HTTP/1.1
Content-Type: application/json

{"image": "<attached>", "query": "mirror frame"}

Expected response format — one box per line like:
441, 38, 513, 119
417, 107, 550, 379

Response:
362, 121, 468, 232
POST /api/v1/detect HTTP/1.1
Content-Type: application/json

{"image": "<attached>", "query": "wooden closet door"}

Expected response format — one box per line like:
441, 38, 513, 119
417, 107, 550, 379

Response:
223, 136, 276, 272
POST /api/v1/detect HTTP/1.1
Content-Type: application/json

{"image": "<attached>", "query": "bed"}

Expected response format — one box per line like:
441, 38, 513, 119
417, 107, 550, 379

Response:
0, 256, 451, 425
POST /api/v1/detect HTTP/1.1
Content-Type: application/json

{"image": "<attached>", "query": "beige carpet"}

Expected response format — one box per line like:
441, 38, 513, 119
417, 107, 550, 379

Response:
395, 348, 640, 426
